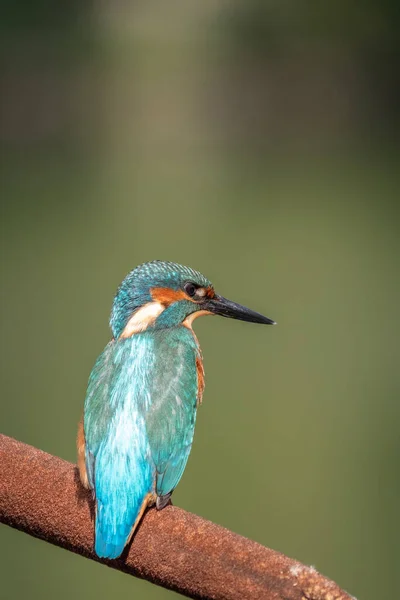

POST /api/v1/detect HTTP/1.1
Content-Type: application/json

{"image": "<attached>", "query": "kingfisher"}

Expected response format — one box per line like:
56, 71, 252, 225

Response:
77, 261, 275, 559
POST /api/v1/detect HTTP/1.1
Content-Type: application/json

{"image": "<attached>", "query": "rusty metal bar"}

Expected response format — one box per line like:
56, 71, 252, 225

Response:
0, 434, 352, 599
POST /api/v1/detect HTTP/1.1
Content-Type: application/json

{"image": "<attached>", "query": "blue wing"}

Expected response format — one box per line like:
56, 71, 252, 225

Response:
144, 327, 200, 498
84, 338, 154, 559
84, 327, 201, 559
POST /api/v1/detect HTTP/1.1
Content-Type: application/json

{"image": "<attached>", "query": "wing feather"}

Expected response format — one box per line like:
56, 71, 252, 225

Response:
84, 339, 153, 559
145, 327, 200, 497
83, 327, 202, 558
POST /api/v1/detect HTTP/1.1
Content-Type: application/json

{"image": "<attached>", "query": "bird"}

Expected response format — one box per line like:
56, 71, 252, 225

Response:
77, 260, 275, 559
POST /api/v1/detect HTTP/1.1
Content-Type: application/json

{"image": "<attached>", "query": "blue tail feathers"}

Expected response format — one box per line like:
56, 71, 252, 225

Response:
95, 498, 142, 559
94, 442, 153, 559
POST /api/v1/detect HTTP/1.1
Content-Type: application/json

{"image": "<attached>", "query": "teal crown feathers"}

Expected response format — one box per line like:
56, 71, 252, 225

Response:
110, 260, 212, 338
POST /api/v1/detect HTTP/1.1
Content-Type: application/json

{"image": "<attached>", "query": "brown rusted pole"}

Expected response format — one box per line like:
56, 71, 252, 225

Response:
0, 434, 352, 600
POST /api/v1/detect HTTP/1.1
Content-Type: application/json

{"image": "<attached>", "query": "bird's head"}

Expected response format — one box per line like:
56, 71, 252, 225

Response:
110, 260, 275, 339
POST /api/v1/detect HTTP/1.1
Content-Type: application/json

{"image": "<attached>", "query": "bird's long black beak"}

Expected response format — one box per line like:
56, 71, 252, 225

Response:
204, 294, 276, 325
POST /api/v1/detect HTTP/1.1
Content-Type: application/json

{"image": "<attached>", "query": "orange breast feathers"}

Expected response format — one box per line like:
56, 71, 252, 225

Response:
196, 354, 205, 406
77, 418, 89, 489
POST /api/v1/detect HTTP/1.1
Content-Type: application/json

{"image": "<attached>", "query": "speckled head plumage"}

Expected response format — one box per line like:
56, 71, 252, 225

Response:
110, 260, 275, 339
110, 261, 213, 338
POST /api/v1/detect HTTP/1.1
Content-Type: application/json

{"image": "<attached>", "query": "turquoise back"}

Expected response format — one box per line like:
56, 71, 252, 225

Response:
84, 325, 201, 558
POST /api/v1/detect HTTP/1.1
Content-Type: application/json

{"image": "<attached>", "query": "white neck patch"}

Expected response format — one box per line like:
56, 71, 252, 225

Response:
119, 301, 165, 338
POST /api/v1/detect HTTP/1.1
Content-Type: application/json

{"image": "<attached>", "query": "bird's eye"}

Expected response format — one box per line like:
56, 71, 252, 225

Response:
184, 282, 197, 297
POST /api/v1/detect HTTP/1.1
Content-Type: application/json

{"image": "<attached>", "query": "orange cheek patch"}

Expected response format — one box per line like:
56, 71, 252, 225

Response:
151, 287, 192, 306
205, 286, 215, 299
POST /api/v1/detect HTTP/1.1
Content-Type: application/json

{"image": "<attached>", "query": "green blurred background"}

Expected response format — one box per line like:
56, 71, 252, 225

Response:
1, 2, 399, 599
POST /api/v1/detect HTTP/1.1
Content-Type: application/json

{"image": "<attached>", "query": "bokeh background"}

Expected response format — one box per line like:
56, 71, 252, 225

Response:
1, 2, 399, 599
